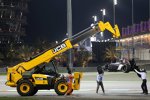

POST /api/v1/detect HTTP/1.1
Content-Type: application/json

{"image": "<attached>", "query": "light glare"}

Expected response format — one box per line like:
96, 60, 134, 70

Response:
114, 0, 117, 5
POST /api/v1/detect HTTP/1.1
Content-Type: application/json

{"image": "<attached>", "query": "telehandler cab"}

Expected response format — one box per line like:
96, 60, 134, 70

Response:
5, 21, 120, 96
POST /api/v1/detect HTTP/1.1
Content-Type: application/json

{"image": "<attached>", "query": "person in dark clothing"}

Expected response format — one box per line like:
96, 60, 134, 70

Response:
96, 66, 105, 94
130, 58, 136, 67
66, 66, 72, 74
134, 68, 148, 95
130, 58, 141, 78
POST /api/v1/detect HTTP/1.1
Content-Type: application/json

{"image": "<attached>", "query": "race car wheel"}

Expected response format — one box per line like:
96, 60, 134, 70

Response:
122, 64, 130, 73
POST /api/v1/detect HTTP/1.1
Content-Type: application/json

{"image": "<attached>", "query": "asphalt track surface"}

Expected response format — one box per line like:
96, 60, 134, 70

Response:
0, 72, 150, 100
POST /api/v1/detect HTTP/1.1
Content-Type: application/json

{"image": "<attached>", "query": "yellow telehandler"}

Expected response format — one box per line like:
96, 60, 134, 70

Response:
5, 21, 120, 96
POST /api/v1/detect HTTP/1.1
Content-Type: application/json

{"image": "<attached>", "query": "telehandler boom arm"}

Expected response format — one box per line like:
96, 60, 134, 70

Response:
11, 21, 119, 71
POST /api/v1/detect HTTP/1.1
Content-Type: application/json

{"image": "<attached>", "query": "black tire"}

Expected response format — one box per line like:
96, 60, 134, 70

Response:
54, 79, 68, 95
30, 87, 38, 96
122, 64, 130, 73
17, 80, 34, 96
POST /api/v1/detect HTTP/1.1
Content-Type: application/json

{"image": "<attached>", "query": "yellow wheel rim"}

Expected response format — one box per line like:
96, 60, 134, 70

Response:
20, 83, 30, 93
58, 83, 68, 93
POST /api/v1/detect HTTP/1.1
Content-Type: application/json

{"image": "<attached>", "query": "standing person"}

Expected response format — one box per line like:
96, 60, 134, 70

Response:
96, 66, 105, 94
134, 68, 148, 95
65, 66, 73, 95
130, 58, 136, 67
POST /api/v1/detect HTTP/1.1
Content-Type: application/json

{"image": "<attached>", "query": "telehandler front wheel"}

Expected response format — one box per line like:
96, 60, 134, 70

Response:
30, 87, 38, 96
17, 80, 34, 96
54, 79, 68, 95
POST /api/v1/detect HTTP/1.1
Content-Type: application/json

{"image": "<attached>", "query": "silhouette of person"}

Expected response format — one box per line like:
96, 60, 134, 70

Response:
96, 65, 105, 94
134, 68, 148, 95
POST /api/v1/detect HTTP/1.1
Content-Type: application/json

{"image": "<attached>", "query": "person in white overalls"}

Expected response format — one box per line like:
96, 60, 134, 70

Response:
96, 66, 105, 94
134, 68, 148, 95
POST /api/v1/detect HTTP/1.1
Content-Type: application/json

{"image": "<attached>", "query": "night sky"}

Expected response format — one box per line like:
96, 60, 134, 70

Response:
26, 0, 149, 44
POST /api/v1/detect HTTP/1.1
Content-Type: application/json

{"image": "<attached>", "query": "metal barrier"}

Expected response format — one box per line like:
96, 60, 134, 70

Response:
0, 67, 6, 74
0, 65, 150, 74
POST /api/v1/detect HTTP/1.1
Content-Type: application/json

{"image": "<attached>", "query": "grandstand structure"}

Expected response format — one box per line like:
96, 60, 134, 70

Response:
120, 19, 150, 60
0, 0, 29, 50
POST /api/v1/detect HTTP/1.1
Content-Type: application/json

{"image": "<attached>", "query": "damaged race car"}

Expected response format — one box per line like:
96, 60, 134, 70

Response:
104, 59, 137, 73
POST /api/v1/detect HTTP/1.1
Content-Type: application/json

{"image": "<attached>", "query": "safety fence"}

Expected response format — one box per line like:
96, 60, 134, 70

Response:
0, 65, 150, 74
